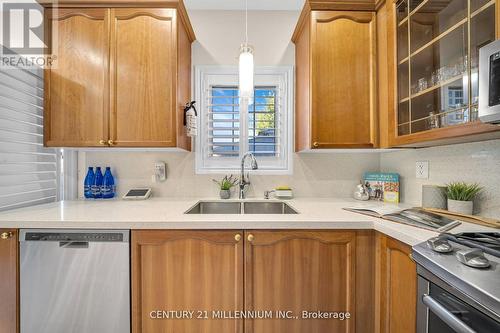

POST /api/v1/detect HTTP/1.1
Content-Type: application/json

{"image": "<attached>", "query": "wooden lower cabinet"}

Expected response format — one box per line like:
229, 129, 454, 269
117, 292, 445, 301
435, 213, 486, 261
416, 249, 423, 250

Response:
131, 230, 244, 333
245, 230, 374, 333
376, 233, 417, 333
132, 230, 375, 333
0, 229, 18, 333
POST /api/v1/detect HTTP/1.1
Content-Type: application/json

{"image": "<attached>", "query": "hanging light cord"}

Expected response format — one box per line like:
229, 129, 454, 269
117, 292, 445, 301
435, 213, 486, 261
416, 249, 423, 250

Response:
245, 0, 248, 45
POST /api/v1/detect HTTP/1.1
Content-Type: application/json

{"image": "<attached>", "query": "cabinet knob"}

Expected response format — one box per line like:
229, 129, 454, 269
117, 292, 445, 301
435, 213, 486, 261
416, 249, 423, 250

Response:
234, 234, 242, 242
247, 234, 254, 242
108, 140, 115, 146
0, 232, 13, 240
99, 140, 106, 145
313, 142, 319, 148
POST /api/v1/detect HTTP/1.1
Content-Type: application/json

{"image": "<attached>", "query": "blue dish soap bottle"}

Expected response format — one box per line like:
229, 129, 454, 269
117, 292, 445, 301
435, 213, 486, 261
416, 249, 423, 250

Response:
102, 167, 115, 199
92, 167, 104, 199
84, 167, 95, 199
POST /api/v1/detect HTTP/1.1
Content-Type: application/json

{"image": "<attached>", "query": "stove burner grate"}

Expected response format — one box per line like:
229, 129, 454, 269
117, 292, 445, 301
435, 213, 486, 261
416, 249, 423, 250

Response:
441, 232, 500, 258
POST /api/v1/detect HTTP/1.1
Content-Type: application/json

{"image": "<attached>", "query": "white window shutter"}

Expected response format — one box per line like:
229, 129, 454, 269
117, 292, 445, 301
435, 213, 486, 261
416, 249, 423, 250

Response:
0, 63, 59, 211
248, 87, 280, 157
195, 66, 293, 174
207, 87, 240, 157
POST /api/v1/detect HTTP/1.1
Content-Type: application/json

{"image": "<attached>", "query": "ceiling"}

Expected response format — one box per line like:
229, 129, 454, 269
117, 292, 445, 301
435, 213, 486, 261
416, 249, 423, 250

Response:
184, 0, 305, 11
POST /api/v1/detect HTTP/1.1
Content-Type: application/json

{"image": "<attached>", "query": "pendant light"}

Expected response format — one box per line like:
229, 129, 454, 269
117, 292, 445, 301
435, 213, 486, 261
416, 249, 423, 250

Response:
239, 0, 254, 99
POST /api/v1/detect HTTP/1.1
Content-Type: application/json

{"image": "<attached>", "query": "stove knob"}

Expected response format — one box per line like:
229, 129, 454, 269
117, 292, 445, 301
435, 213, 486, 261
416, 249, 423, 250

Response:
427, 237, 453, 253
456, 248, 491, 268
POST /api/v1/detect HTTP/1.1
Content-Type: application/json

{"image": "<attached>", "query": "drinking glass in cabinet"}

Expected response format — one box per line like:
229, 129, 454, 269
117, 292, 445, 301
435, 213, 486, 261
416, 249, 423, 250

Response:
395, 0, 496, 136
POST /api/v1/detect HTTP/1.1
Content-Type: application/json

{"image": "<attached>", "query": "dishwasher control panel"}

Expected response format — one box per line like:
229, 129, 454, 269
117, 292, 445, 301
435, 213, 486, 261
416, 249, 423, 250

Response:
24, 232, 125, 242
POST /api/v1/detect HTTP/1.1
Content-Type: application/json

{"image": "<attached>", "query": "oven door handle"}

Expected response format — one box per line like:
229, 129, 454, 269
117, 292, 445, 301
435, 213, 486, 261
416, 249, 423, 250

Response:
422, 294, 477, 333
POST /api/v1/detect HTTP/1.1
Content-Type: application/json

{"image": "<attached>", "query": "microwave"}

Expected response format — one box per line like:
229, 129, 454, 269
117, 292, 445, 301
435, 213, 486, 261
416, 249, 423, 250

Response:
479, 39, 500, 124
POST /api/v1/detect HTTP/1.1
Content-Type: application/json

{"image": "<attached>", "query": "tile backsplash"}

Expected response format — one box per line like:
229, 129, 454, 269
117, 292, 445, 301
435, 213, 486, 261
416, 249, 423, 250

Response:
78, 139, 500, 219
380, 139, 500, 219
79, 151, 380, 200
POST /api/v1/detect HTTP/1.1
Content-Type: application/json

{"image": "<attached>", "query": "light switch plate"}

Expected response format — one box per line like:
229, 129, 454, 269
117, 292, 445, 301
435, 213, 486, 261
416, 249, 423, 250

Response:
416, 161, 429, 179
154, 162, 167, 182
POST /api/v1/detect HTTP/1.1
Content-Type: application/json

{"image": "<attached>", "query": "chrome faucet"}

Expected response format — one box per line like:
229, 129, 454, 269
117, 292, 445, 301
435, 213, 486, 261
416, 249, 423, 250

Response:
239, 152, 258, 199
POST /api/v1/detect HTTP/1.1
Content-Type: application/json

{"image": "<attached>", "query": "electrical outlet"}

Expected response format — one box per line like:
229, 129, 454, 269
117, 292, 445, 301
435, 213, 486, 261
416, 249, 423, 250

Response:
416, 161, 429, 179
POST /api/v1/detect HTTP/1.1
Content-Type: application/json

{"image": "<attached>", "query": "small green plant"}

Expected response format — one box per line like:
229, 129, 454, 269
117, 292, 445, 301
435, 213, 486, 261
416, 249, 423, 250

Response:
212, 175, 238, 191
446, 182, 482, 201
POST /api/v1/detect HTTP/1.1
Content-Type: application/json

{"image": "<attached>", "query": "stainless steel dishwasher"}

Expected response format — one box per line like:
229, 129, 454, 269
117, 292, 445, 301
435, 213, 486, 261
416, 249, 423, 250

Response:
19, 229, 130, 333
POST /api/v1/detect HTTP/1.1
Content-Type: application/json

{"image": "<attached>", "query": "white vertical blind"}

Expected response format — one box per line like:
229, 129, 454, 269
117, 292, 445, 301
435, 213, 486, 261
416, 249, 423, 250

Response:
0, 62, 59, 211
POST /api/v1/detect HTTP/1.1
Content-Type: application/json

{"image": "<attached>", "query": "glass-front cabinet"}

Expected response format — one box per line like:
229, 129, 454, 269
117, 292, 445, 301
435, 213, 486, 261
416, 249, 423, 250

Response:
396, 0, 497, 137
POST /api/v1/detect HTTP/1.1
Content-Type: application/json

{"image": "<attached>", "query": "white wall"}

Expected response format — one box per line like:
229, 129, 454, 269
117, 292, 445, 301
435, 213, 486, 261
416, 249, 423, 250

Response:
189, 10, 298, 66
184, 0, 304, 11
380, 139, 500, 219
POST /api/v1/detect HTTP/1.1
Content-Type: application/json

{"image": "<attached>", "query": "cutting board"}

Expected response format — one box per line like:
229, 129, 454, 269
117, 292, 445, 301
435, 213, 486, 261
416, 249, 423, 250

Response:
424, 208, 500, 229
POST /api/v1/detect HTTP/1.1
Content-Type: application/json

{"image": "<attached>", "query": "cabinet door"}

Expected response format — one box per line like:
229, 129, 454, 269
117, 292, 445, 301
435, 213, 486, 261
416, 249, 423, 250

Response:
377, 233, 416, 333
311, 11, 377, 148
110, 9, 177, 147
44, 9, 109, 147
244, 230, 356, 333
0, 229, 18, 333
131, 230, 244, 333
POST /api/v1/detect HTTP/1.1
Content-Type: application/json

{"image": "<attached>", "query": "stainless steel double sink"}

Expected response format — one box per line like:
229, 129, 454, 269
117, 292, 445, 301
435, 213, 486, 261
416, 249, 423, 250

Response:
185, 201, 298, 214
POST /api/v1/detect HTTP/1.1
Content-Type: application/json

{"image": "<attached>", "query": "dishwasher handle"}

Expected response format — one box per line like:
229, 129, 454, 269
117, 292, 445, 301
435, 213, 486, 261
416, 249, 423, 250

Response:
59, 241, 89, 249
422, 294, 477, 333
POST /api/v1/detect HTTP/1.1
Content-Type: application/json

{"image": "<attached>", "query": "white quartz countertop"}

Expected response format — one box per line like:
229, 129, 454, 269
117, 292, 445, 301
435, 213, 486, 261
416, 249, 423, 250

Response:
0, 198, 494, 246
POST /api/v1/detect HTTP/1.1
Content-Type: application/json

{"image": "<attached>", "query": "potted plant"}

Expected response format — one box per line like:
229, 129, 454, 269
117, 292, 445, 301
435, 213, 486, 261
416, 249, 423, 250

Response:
446, 182, 482, 215
212, 175, 238, 199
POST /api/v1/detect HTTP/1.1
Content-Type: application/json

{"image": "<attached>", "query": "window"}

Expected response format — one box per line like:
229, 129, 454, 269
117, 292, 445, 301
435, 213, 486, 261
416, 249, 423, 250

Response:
0, 58, 61, 211
448, 87, 463, 107
195, 66, 293, 174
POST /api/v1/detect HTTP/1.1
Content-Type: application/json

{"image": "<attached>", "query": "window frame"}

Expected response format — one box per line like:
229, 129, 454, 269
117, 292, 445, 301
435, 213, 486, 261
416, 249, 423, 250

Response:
194, 66, 294, 175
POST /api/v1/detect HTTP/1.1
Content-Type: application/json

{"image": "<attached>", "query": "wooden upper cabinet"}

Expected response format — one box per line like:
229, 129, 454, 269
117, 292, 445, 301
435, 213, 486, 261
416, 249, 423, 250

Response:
311, 11, 377, 148
498, 2, 500, 38
244, 230, 357, 333
44, 9, 109, 147
0, 229, 18, 333
293, 8, 378, 150
110, 9, 176, 147
131, 230, 244, 333
377, 233, 416, 333
43, 2, 195, 148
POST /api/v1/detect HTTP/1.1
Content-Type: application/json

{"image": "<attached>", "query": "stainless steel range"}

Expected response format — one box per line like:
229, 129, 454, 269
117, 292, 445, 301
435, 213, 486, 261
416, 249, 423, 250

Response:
412, 232, 500, 333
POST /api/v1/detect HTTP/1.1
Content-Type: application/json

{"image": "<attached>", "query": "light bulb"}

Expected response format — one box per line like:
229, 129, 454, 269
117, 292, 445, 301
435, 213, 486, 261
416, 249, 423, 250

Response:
239, 44, 254, 99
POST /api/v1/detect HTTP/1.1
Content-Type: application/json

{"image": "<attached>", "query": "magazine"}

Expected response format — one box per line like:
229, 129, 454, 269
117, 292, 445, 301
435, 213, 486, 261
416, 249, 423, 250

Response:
343, 205, 461, 232
363, 172, 400, 203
